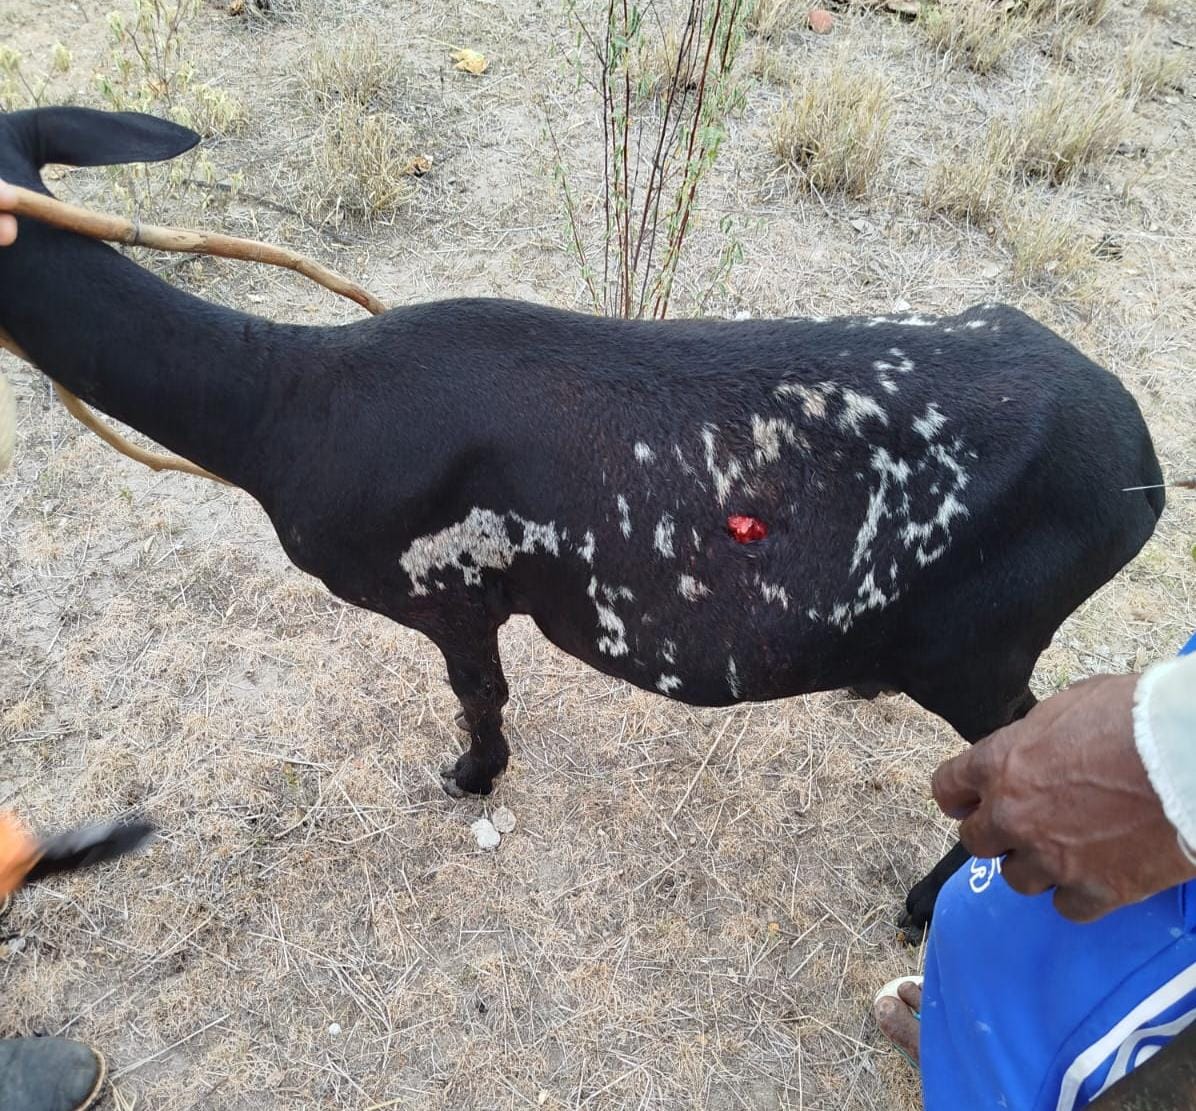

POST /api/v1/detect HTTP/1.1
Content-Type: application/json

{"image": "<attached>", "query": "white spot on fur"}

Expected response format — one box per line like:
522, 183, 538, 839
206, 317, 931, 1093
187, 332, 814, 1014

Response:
726, 657, 741, 699
776, 381, 832, 420
757, 577, 790, 611
838, 390, 888, 436
678, 574, 709, 601
701, 425, 744, 506
654, 513, 675, 558
964, 319, 987, 329
616, 495, 632, 538
588, 576, 629, 656
751, 415, 805, 466
877, 374, 898, 394
851, 449, 911, 572
401, 509, 559, 596
634, 441, 655, 464
662, 639, 678, 664
913, 403, 947, 441
578, 531, 596, 564
691, 528, 701, 550
657, 673, 682, 693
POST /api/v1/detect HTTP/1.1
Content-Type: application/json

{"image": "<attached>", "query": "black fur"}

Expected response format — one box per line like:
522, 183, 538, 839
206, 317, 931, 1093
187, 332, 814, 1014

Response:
0, 109, 1166, 935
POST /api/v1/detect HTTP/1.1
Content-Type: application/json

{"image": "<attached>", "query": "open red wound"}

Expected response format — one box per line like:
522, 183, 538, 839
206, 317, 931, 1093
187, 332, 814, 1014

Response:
727, 515, 768, 543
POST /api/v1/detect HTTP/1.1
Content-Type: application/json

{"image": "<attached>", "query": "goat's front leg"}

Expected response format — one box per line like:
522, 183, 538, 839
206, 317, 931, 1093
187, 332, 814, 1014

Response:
432, 624, 511, 799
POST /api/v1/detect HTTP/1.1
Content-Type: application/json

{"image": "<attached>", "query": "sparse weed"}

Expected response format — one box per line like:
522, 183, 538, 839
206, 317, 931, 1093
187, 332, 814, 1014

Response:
921, 3, 1029, 75
923, 126, 1016, 223
1014, 79, 1129, 184
558, 0, 752, 318
305, 25, 397, 108
303, 103, 415, 225
771, 55, 890, 196
748, 0, 802, 39
1121, 39, 1185, 99
1005, 204, 1095, 287
1026, 0, 1110, 24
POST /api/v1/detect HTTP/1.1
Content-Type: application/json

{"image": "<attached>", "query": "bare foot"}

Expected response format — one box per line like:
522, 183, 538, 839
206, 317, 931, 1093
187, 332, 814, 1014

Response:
874, 980, 922, 1065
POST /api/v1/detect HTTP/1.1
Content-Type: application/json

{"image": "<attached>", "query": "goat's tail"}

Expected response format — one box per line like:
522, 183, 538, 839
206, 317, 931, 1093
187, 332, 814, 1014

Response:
0, 371, 14, 474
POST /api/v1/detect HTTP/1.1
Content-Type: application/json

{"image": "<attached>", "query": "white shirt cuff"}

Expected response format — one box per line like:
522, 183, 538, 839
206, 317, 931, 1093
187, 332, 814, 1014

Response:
1133, 655, 1196, 849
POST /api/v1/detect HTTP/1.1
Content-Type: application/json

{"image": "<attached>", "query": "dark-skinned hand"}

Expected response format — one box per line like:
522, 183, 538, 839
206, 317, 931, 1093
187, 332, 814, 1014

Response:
932, 674, 1196, 922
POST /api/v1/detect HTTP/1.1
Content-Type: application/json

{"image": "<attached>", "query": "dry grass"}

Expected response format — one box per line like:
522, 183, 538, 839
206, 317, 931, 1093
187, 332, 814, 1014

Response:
923, 127, 1017, 224
304, 24, 397, 108
921, 3, 1029, 74
771, 57, 891, 196
1027, 0, 1111, 24
1005, 202, 1096, 286
1014, 79, 1130, 184
1144, 0, 1173, 15
1121, 39, 1186, 99
302, 103, 415, 225
748, 0, 802, 39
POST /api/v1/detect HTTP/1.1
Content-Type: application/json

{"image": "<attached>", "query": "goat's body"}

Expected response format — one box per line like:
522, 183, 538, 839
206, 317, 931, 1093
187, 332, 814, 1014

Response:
269, 299, 1161, 725
0, 107, 1166, 938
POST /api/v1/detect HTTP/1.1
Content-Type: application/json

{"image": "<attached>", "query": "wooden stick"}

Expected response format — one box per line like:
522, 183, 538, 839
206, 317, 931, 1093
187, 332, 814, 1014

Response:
4, 183, 387, 315
0, 183, 387, 485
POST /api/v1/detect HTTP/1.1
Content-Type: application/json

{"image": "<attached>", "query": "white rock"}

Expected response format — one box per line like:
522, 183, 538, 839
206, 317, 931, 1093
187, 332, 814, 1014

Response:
327, 1022, 342, 1037
492, 807, 516, 834
471, 817, 501, 850
733, 310, 752, 321
893, 298, 912, 313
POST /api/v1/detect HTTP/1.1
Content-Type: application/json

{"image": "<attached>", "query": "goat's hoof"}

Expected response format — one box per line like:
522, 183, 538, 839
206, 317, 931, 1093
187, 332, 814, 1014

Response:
895, 909, 928, 948
439, 757, 496, 799
454, 710, 469, 732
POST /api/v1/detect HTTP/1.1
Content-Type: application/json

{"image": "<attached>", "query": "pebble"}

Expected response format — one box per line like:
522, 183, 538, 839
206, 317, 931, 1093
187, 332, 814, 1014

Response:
808, 8, 833, 33
492, 807, 516, 834
328, 1022, 342, 1037
471, 817, 501, 850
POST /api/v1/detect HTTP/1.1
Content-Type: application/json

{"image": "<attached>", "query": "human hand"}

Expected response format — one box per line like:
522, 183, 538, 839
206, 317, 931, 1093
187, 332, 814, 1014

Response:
932, 675, 1196, 922
0, 180, 17, 246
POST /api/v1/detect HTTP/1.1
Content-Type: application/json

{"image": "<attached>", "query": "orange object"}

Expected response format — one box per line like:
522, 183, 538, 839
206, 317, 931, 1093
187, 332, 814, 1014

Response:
809, 8, 834, 33
0, 813, 43, 898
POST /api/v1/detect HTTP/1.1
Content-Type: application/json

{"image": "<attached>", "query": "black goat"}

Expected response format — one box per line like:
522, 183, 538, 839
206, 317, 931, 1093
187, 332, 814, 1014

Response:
0, 108, 1165, 938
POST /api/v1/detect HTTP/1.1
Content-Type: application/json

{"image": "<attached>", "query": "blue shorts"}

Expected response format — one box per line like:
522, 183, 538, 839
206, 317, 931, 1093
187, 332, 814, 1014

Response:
921, 635, 1196, 1109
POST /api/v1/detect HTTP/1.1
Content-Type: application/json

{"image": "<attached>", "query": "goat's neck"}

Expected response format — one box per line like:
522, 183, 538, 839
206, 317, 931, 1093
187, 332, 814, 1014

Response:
1, 224, 313, 498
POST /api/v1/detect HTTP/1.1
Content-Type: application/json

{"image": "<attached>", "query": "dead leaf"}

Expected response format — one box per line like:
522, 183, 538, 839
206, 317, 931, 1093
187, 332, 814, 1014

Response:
981, 262, 1001, 279
885, 0, 920, 15
227, 0, 244, 13
403, 154, 434, 177
451, 48, 488, 76
492, 807, 516, 834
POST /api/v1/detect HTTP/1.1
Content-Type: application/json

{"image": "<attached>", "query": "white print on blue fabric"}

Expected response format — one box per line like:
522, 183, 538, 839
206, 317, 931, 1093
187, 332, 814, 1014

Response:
968, 856, 1003, 895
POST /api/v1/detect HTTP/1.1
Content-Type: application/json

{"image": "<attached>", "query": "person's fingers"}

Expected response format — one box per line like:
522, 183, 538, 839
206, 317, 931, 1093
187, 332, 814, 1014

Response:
932, 734, 1006, 818
1052, 882, 1115, 924
999, 851, 1055, 897
956, 798, 1015, 860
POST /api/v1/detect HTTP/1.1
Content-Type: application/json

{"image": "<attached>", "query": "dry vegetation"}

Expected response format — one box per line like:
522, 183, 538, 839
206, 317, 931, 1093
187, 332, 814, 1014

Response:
1, 0, 1195, 1109
771, 54, 891, 196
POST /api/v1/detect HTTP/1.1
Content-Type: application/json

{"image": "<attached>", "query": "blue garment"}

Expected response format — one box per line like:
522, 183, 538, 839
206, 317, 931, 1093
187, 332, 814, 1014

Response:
920, 634, 1196, 1110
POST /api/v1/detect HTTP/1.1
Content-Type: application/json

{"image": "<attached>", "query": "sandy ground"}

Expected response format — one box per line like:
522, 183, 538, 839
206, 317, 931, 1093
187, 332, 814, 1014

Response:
1, 0, 1194, 1107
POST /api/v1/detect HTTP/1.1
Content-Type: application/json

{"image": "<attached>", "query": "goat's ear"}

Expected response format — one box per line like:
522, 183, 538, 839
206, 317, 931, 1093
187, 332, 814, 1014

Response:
31, 107, 199, 168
